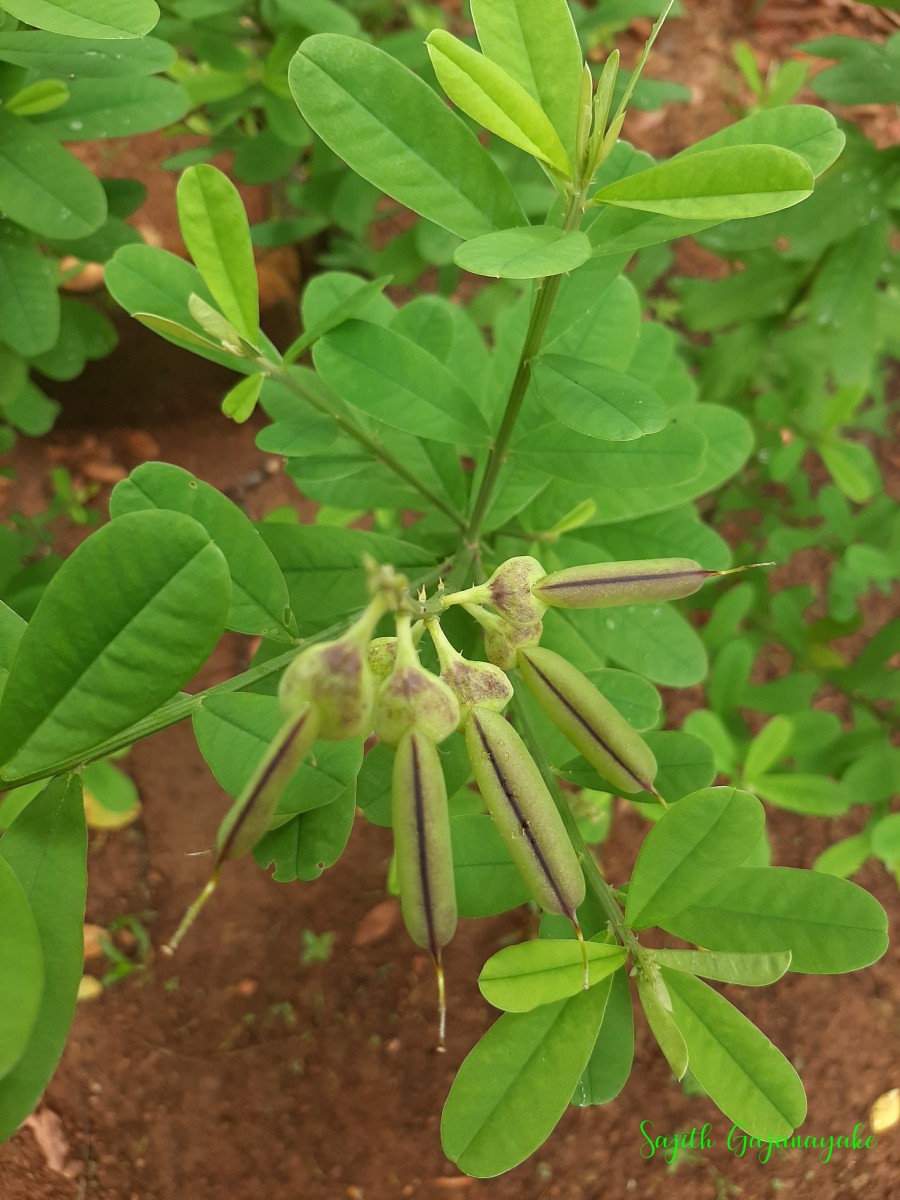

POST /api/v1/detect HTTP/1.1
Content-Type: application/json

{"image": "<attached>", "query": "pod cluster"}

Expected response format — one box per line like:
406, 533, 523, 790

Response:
169, 554, 747, 1018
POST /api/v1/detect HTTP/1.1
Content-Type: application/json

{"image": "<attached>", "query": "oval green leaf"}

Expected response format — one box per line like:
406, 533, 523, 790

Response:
451, 813, 531, 918
0, 222, 59, 356
34, 77, 187, 141
313, 319, 489, 445
514, 419, 706, 487
636, 972, 688, 1080
441, 986, 608, 1178
0, 0, 159, 38
534, 354, 669, 441
176, 165, 259, 344
626, 787, 766, 929
0, 30, 173, 76
0, 775, 86, 1141
455, 226, 590, 280
0, 857, 44, 1082
110, 462, 293, 641
289, 35, 525, 239
0, 511, 231, 782
479, 939, 627, 1011
253, 781, 357, 882
663, 968, 807, 1139
0, 109, 106, 239
593, 145, 814, 221
650, 948, 792, 987
660, 866, 889, 973
573, 967, 633, 1106
426, 30, 570, 175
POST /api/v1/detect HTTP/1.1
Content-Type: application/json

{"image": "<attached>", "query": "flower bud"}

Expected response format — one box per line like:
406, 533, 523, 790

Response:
532, 558, 711, 609
465, 603, 543, 670
374, 614, 460, 746
464, 706, 585, 920
279, 595, 387, 740
426, 618, 514, 726
517, 645, 657, 796
392, 726, 457, 959
443, 556, 548, 627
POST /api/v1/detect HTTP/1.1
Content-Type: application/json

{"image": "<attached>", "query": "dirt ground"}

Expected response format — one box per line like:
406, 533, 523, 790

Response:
1, 2, 898, 1198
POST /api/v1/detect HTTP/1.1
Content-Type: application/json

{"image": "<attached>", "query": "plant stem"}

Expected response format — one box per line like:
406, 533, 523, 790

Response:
463, 193, 587, 543
262, 362, 466, 530
509, 688, 648, 967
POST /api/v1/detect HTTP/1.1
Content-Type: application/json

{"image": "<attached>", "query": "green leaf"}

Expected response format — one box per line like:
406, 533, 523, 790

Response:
451, 813, 531, 917
572, 967, 633, 1105
554, 605, 706, 688
664, 969, 806, 1139
426, 30, 570, 175
871, 813, 900, 866
110, 462, 293, 641
313, 320, 488, 444
820, 437, 877, 504
479, 939, 627, 1011
455, 226, 590, 280
637, 972, 688, 1080
514, 418, 706, 488
649, 948, 792, 987
0, 511, 231, 782
176, 165, 259, 345
533, 355, 668, 442
0, 857, 43, 1082
660, 867, 889, 974
0, 0, 159, 38
813, 833, 871, 879
285, 274, 392, 362
626, 787, 765, 929
683, 104, 845, 177
441, 986, 608, 1178
0, 31, 173, 76
593, 145, 813, 220
471, 0, 583, 161
253, 781, 356, 882
6, 79, 70, 116
222, 373, 263, 423
0, 221, 59, 356
743, 715, 792, 781
0, 110, 106, 239
0, 775, 86, 1141
559, 730, 716, 803
193, 692, 362, 820
35, 76, 187, 140
256, 524, 435, 634
586, 668, 660, 732
753, 774, 851, 816
290, 35, 525, 239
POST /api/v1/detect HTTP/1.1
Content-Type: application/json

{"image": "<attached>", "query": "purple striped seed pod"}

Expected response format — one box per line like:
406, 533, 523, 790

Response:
464, 603, 543, 671
465, 706, 585, 921
532, 558, 710, 609
215, 703, 321, 867
392, 726, 458, 961
517, 645, 658, 797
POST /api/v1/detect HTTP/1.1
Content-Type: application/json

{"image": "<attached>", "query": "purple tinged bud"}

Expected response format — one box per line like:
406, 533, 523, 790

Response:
374, 614, 460, 746
426, 618, 514, 725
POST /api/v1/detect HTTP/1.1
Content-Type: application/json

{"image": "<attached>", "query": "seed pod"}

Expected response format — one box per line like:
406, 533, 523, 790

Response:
464, 706, 585, 919
374, 614, 460, 746
517, 645, 657, 796
464, 603, 543, 671
392, 726, 457, 959
216, 703, 321, 867
426, 618, 514, 726
279, 594, 387, 740
443, 556, 548, 627
532, 558, 712, 609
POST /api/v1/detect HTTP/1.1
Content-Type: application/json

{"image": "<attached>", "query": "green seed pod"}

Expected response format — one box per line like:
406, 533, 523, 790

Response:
374, 614, 460, 746
533, 558, 711, 609
392, 726, 457, 959
279, 595, 387, 740
442, 556, 548, 627
216, 703, 321, 867
517, 645, 657, 796
464, 706, 585, 919
426, 618, 514, 726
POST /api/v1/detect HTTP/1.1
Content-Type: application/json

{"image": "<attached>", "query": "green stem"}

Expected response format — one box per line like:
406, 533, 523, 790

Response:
261, 361, 466, 530
2, 564, 452, 791
509, 688, 647, 966
463, 193, 587, 544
